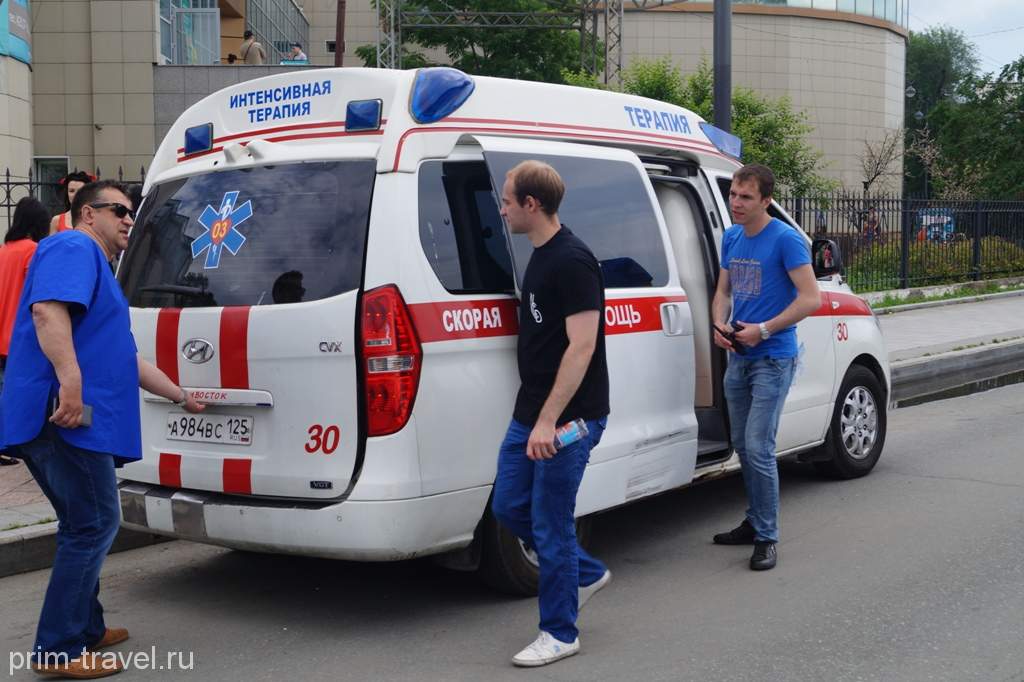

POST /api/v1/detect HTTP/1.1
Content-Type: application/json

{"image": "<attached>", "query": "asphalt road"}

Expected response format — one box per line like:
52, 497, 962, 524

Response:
4, 384, 1024, 682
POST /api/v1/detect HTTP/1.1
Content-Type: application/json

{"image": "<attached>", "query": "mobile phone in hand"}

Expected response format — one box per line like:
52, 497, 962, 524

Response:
51, 397, 93, 427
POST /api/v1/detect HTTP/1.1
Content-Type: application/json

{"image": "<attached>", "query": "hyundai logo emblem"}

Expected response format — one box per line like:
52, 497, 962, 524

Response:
182, 338, 215, 364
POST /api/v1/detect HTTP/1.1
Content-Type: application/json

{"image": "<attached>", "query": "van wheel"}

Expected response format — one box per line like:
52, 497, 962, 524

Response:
813, 365, 887, 479
478, 509, 592, 597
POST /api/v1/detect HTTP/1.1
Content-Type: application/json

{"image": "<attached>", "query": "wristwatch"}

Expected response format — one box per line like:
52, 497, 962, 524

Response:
759, 322, 771, 340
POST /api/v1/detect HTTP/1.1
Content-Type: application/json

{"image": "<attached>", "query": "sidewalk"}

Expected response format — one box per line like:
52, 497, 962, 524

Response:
3, 291, 1023, 577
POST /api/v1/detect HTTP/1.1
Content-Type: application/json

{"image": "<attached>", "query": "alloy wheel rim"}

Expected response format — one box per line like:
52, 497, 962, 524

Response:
840, 385, 878, 460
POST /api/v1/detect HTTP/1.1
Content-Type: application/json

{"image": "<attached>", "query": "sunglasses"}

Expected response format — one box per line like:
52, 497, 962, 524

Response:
89, 202, 136, 220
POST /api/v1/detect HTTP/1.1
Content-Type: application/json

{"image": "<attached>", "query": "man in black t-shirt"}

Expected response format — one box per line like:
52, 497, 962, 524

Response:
491, 160, 611, 668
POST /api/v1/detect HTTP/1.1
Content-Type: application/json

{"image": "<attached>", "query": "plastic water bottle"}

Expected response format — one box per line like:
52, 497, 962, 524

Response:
554, 419, 589, 450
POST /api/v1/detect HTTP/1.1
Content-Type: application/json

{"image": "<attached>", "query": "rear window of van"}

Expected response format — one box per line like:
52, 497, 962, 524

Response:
119, 161, 375, 308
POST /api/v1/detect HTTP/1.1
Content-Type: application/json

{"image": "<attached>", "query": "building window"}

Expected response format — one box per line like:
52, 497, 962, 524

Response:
160, 0, 220, 65
33, 157, 69, 217
245, 0, 310, 64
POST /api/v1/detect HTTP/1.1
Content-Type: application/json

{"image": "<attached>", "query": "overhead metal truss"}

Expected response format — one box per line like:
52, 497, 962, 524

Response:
375, 0, 690, 85
375, 0, 629, 85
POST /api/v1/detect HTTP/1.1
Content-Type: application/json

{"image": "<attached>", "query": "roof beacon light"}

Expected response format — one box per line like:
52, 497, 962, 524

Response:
410, 67, 475, 124
346, 99, 383, 132
699, 122, 743, 159
184, 123, 214, 156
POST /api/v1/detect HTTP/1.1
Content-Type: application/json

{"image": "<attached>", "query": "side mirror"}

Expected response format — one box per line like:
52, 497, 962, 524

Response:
812, 238, 842, 278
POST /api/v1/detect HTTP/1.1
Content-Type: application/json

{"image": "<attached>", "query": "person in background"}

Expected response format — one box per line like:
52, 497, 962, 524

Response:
287, 43, 308, 62
240, 30, 266, 65
226, 53, 238, 64
49, 171, 94, 235
0, 197, 51, 464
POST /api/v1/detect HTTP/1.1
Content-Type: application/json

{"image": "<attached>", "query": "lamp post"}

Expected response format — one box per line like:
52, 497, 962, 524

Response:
906, 84, 928, 199
713, 0, 731, 132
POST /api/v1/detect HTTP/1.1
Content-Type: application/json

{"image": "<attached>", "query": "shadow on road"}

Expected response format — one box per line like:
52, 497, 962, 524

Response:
123, 461, 842, 630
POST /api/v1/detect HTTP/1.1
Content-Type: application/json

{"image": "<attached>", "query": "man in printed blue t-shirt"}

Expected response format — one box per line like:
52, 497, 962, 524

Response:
711, 164, 820, 571
0, 180, 205, 679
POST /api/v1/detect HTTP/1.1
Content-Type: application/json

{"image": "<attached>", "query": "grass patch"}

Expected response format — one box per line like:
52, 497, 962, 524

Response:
1, 517, 57, 532
873, 281, 1024, 310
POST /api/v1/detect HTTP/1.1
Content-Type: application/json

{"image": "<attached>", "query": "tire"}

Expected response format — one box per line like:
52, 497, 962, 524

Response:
813, 365, 887, 479
477, 508, 593, 597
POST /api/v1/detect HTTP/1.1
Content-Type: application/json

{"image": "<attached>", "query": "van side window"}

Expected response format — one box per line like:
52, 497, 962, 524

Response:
485, 153, 669, 288
418, 161, 515, 294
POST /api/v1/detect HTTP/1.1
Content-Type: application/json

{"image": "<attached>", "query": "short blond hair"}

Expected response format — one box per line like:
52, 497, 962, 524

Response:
507, 160, 565, 216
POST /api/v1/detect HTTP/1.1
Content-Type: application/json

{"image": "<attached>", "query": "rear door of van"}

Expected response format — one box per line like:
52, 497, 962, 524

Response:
118, 160, 375, 500
477, 137, 701, 511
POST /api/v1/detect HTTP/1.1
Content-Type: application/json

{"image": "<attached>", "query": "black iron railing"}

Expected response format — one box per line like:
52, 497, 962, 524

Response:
2, 166, 146, 232
781, 194, 1024, 292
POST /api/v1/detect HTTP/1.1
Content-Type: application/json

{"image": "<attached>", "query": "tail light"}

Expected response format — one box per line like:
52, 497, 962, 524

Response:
361, 285, 422, 436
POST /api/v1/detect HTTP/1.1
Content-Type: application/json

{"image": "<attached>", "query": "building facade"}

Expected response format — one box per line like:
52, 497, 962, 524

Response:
1, 0, 34, 218
3, 0, 907, 222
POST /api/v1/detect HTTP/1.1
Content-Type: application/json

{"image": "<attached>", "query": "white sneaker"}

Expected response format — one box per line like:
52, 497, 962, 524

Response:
578, 569, 612, 611
511, 631, 580, 667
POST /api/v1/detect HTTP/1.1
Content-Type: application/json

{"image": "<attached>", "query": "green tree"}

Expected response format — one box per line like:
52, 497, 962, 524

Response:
568, 58, 835, 195
924, 57, 1024, 199
355, 0, 598, 84
904, 26, 980, 194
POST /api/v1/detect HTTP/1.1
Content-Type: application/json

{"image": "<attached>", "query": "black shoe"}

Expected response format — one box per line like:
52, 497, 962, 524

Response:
750, 541, 777, 571
713, 519, 756, 545
0, 455, 20, 466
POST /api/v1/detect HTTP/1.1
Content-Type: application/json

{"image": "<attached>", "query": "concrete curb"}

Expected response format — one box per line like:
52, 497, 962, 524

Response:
0, 523, 169, 580
890, 337, 1024, 404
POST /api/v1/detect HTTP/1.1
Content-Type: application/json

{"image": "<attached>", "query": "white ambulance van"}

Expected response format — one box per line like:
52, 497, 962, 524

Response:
117, 67, 889, 593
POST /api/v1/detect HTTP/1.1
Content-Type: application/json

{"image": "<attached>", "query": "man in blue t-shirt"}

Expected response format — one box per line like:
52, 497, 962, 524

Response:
0, 180, 204, 678
711, 164, 820, 571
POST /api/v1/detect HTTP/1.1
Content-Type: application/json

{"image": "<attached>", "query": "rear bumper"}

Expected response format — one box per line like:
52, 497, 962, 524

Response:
118, 480, 491, 561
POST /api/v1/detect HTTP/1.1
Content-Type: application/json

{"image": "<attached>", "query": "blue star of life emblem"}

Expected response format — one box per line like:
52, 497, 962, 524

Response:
191, 191, 253, 269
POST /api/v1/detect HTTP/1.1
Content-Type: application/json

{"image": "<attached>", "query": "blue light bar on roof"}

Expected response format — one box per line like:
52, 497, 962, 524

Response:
346, 99, 383, 132
699, 122, 743, 159
184, 123, 214, 156
410, 67, 475, 124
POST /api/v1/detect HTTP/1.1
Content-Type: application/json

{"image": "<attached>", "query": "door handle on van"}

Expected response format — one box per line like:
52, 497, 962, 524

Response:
143, 388, 274, 408
660, 303, 692, 337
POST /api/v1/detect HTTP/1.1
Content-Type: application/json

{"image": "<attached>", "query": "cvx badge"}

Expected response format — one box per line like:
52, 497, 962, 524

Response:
191, 191, 254, 269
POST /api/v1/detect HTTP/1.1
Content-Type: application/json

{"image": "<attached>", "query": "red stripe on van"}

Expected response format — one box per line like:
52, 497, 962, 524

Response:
156, 308, 182, 385
829, 292, 874, 317
222, 458, 252, 495
408, 295, 688, 342
408, 299, 519, 342
392, 125, 731, 171
158, 453, 182, 488
219, 306, 251, 389
604, 295, 688, 335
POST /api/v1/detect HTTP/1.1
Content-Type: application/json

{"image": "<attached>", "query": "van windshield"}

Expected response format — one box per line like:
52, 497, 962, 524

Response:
119, 160, 375, 308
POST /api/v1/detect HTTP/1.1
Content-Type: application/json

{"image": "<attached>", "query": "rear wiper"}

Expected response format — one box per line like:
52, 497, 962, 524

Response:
139, 285, 209, 299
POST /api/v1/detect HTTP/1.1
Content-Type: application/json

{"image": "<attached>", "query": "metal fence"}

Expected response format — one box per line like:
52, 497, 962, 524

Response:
2, 167, 146, 233
780, 194, 1024, 292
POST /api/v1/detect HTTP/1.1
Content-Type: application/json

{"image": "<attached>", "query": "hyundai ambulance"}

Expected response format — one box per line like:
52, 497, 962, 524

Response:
117, 67, 889, 593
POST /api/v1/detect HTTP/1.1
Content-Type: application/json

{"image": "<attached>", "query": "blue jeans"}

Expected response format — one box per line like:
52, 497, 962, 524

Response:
11, 425, 120, 659
491, 417, 607, 644
724, 355, 797, 544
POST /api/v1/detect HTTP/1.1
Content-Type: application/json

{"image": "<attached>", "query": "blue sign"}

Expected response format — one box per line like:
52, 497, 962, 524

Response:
0, 0, 32, 65
191, 191, 253, 268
